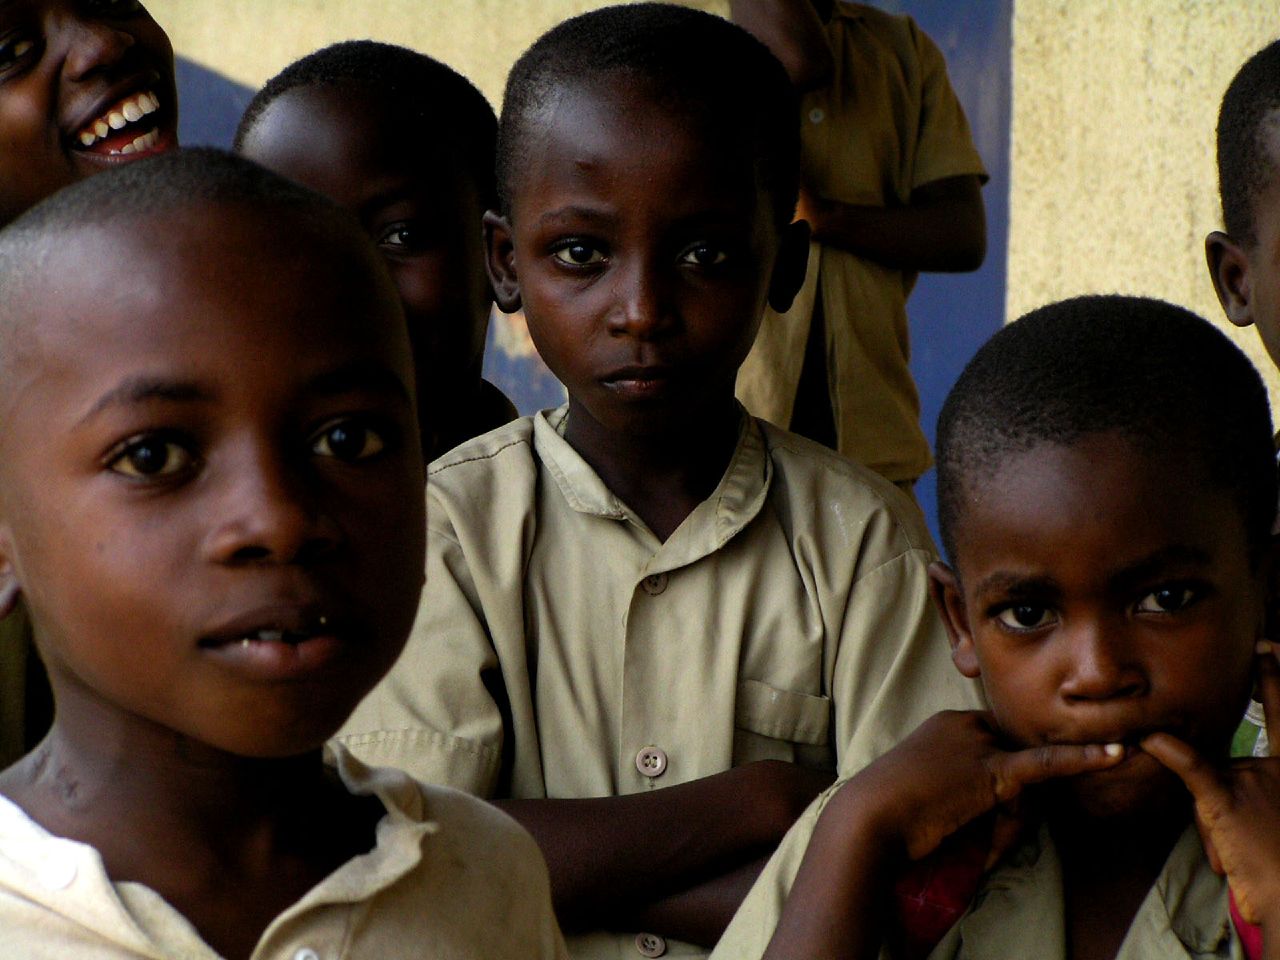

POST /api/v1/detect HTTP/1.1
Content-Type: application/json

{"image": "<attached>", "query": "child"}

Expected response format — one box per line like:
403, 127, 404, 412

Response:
337, 5, 983, 957
0, 149, 566, 959
234, 40, 517, 461
0, 0, 180, 770
713, 295, 1280, 959
1205, 38, 1280, 758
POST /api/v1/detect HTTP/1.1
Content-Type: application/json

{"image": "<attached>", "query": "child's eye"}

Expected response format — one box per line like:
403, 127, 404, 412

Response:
552, 242, 606, 266
311, 421, 386, 462
0, 35, 38, 74
377, 223, 425, 254
107, 437, 193, 479
1135, 586, 1197, 614
680, 244, 728, 267
995, 604, 1056, 631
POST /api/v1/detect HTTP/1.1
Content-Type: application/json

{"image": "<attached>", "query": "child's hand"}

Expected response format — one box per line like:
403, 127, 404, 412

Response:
843, 710, 1124, 862
1143, 641, 1280, 931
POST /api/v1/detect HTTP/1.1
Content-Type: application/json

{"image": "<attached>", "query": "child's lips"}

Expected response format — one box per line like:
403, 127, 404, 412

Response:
199, 605, 349, 681
601, 365, 676, 399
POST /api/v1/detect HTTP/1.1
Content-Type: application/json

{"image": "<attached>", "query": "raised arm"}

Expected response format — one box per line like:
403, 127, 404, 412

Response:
761, 712, 1123, 960
728, 0, 834, 91
498, 759, 832, 939
799, 173, 987, 273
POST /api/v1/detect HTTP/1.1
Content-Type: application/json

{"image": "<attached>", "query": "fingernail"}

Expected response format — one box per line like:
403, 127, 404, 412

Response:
1104, 743, 1124, 758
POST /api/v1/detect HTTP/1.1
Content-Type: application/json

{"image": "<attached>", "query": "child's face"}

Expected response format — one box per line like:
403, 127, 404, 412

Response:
0, 0, 177, 225
931, 432, 1267, 819
486, 81, 806, 440
238, 86, 491, 423
0, 203, 425, 759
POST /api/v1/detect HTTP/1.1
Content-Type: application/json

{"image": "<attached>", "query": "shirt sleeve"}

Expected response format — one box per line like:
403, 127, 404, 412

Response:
829, 501, 986, 779
335, 492, 506, 795
906, 16, 988, 190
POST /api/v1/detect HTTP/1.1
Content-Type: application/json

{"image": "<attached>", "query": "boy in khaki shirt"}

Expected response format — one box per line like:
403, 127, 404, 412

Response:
0, 150, 566, 960
338, 5, 981, 958
715, 296, 1280, 960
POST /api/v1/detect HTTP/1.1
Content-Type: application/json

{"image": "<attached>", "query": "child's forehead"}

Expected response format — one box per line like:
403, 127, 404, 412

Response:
952, 433, 1244, 577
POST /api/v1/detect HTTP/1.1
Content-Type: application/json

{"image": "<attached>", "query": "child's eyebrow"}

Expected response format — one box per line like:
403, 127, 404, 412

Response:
304, 361, 412, 404
536, 205, 617, 229
973, 571, 1060, 599
78, 376, 213, 426
1106, 544, 1213, 592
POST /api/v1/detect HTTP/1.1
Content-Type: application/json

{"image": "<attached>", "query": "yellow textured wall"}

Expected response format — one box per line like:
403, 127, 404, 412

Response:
146, 0, 725, 108
1010, 0, 1280, 405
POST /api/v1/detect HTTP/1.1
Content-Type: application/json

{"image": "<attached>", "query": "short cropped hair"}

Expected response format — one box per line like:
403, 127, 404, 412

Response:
0, 148, 371, 345
234, 40, 499, 209
497, 2, 799, 226
936, 295, 1277, 562
1217, 38, 1280, 245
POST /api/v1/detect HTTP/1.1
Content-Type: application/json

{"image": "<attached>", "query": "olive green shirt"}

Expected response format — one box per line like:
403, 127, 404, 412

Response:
735, 3, 988, 483
340, 408, 982, 959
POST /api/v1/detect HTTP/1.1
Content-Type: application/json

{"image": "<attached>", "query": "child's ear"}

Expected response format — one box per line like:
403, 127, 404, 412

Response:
928, 560, 981, 678
1205, 230, 1255, 328
483, 210, 522, 313
767, 219, 810, 313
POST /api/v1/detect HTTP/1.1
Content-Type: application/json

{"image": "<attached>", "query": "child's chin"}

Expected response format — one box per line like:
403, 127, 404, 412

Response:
1052, 752, 1185, 821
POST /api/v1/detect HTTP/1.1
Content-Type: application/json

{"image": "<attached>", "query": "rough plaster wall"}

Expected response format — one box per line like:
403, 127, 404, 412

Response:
1010, 1, 1280, 406
146, 0, 726, 109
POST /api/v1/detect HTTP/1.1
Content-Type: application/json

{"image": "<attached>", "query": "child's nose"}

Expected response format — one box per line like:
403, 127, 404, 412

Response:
606, 259, 675, 339
1060, 623, 1147, 702
202, 449, 340, 567
57, 13, 136, 82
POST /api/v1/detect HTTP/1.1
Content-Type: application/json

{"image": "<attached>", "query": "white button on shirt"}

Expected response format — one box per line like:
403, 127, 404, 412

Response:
634, 746, 668, 779
635, 932, 667, 957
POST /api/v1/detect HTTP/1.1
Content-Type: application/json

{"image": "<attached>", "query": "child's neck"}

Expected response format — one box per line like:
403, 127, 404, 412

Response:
0, 703, 382, 960
564, 397, 742, 542
1047, 796, 1191, 960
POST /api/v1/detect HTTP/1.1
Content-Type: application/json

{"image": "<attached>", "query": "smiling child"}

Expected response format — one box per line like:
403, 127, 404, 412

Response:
0, 149, 565, 960
234, 40, 516, 460
337, 5, 982, 957
715, 295, 1280, 960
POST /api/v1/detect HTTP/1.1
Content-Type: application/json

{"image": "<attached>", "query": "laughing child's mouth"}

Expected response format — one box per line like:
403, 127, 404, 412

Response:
74, 91, 163, 156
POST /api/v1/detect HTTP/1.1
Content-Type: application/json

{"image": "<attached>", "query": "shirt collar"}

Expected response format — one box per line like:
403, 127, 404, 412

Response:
532, 404, 774, 568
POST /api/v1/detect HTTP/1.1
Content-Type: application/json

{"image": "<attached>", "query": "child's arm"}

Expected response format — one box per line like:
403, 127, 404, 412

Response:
760, 711, 1124, 960
797, 175, 987, 273
1143, 641, 1280, 960
497, 759, 832, 940
728, 0, 834, 91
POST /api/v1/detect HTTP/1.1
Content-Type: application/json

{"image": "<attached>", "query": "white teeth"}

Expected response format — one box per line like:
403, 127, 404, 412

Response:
75, 92, 161, 147
257, 629, 285, 643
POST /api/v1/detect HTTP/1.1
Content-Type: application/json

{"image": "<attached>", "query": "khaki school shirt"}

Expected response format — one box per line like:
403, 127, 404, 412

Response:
735, 2, 988, 484
0, 746, 567, 960
714, 789, 1240, 960
339, 407, 982, 960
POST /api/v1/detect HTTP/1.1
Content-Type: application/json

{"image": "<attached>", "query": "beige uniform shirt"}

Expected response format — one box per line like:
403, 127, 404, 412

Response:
736, 3, 988, 484
714, 791, 1240, 960
340, 408, 982, 960
0, 747, 568, 960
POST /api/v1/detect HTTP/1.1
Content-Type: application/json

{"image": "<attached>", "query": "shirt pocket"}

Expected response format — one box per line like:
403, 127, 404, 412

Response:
732, 677, 834, 769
